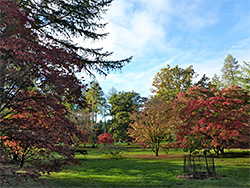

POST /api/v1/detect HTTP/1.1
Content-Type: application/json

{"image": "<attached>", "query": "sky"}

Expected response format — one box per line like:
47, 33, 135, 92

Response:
80, 0, 250, 98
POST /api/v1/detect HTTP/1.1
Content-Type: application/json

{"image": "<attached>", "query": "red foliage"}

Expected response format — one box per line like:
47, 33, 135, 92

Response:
173, 86, 249, 154
0, 0, 87, 184
97, 133, 115, 144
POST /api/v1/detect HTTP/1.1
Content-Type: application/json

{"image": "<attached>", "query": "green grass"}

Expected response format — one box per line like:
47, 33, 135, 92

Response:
5, 147, 250, 188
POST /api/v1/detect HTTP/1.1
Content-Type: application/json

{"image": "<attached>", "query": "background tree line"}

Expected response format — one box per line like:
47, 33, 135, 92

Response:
128, 54, 249, 156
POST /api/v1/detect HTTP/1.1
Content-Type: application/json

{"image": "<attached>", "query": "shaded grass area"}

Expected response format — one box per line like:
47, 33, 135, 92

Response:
4, 148, 250, 188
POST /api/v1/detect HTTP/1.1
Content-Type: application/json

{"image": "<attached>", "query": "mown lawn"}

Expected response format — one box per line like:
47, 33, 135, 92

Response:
5, 147, 250, 188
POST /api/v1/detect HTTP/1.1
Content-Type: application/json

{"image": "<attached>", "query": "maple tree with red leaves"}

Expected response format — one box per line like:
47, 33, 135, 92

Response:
173, 86, 249, 155
97, 133, 115, 145
0, 0, 130, 185
97, 133, 123, 156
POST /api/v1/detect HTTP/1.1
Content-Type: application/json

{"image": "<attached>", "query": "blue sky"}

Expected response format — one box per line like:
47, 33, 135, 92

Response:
80, 0, 250, 98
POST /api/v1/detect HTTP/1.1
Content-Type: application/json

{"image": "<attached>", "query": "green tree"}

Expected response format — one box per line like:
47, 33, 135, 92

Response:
152, 65, 197, 101
211, 73, 222, 90
108, 90, 144, 141
18, 0, 132, 75
84, 80, 106, 146
237, 61, 250, 91
194, 74, 212, 89
221, 54, 240, 87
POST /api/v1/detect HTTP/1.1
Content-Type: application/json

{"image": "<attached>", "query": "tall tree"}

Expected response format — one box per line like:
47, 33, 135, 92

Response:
84, 80, 106, 146
152, 65, 196, 101
85, 80, 106, 115
108, 90, 144, 141
128, 98, 174, 156
0, 0, 130, 184
221, 54, 240, 87
18, 0, 132, 75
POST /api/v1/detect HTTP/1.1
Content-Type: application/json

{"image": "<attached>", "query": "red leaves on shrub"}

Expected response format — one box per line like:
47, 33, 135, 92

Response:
97, 133, 115, 144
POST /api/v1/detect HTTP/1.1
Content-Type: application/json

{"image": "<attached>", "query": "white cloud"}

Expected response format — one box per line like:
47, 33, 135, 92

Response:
75, 0, 249, 99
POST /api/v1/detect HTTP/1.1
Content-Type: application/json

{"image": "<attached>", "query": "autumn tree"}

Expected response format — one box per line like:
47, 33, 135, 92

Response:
128, 98, 174, 156
0, 0, 130, 184
108, 90, 145, 141
152, 65, 196, 101
173, 86, 249, 155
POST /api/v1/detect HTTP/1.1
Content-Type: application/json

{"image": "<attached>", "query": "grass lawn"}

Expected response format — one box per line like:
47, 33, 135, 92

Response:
5, 147, 250, 188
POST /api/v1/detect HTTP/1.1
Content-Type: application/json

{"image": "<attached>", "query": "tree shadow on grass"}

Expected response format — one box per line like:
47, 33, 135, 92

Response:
40, 157, 250, 188
215, 151, 250, 158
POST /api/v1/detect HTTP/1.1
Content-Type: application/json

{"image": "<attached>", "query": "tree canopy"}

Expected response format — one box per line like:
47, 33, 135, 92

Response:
173, 86, 249, 154
237, 61, 250, 91
108, 90, 145, 141
128, 98, 174, 156
151, 65, 196, 101
18, 0, 132, 75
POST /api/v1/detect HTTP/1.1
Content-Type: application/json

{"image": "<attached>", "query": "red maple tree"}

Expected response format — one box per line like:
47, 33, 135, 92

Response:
173, 86, 249, 155
0, 0, 129, 185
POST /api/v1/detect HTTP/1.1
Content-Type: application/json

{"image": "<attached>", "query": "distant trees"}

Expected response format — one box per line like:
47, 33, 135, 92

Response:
237, 61, 250, 91
211, 74, 222, 90
84, 80, 106, 146
128, 98, 174, 156
212, 54, 249, 91
108, 90, 145, 141
221, 54, 240, 88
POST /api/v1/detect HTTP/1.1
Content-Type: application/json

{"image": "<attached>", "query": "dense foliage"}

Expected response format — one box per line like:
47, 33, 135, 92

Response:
173, 86, 249, 154
97, 133, 115, 145
151, 65, 196, 100
108, 90, 145, 141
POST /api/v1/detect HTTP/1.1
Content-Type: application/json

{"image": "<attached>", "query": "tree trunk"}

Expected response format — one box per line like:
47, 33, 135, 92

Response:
155, 147, 159, 156
13, 153, 18, 161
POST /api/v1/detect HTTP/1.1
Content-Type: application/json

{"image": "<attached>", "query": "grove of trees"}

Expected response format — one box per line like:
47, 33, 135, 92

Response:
128, 54, 249, 156
0, 0, 249, 184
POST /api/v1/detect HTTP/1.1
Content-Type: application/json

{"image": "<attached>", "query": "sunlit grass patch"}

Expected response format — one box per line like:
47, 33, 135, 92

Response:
4, 148, 250, 188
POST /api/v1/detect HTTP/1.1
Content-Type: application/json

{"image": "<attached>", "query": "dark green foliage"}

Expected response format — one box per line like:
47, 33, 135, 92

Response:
85, 80, 106, 114
108, 90, 145, 141
194, 74, 212, 89
19, 0, 132, 75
